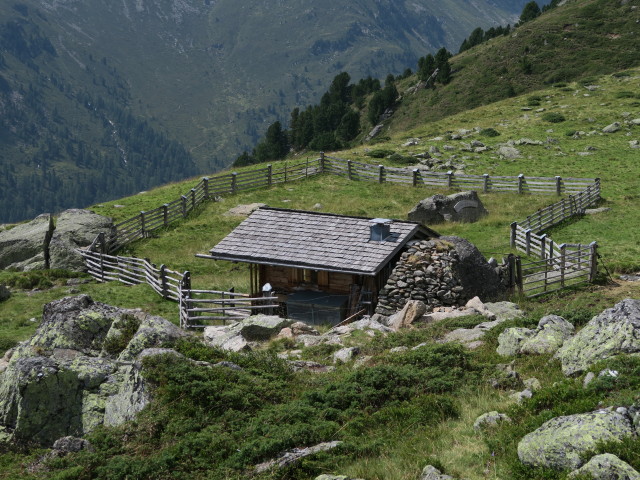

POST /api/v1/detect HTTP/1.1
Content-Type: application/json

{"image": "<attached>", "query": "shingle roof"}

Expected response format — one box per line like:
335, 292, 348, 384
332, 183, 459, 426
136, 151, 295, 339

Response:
207, 207, 437, 275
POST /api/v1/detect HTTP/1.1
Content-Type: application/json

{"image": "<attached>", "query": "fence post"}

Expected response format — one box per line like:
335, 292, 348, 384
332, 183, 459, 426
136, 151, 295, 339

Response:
108, 225, 117, 254
412, 168, 419, 187
267, 164, 273, 187
510, 222, 517, 248
159, 264, 169, 299
305, 157, 309, 178
595, 178, 601, 199
347, 160, 353, 181
284, 163, 288, 183
556, 176, 562, 196
191, 188, 196, 210
518, 174, 524, 194
589, 242, 598, 282
483, 173, 489, 193
540, 234, 547, 259
97, 232, 105, 254
515, 256, 523, 293
549, 239, 554, 260
560, 244, 566, 288
140, 211, 146, 238
181, 195, 187, 218
378, 165, 385, 184
99, 251, 105, 283
525, 229, 532, 255
447, 170, 453, 188
163, 204, 168, 226
231, 172, 237, 193
320, 152, 325, 173
203, 177, 209, 199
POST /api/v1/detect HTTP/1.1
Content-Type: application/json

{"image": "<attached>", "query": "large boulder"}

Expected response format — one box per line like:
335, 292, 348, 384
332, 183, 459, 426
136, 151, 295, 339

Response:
0, 295, 191, 447
555, 299, 640, 375
408, 191, 488, 225
498, 315, 574, 357
441, 236, 504, 302
0, 214, 54, 271
49, 209, 113, 272
203, 315, 292, 351
517, 409, 637, 470
568, 453, 640, 479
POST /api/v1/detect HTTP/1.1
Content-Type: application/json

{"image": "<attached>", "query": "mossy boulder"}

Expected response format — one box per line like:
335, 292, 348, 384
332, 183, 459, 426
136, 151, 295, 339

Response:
0, 295, 192, 446
555, 299, 640, 375
517, 409, 637, 470
0, 214, 54, 271
568, 453, 640, 479
520, 315, 574, 355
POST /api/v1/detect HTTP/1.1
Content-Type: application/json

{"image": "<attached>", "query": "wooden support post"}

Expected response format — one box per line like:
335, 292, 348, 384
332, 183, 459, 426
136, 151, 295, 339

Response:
191, 188, 196, 210
525, 229, 532, 256
595, 177, 601, 198
556, 176, 562, 196
284, 163, 288, 183
231, 172, 237, 193
97, 232, 105, 254
483, 173, 489, 193
267, 164, 273, 187
181, 195, 187, 218
560, 244, 566, 287
510, 222, 517, 248
589, 242, 598, 282
540, 234, 547, 259
378, 165, 385, 184
163, 204, 168, 227
305, 157, 309, 178
549, 239, 554, 260
516, 256, 523, 293
203, 177, 209, 199
518, 174, 524, 194
109, 226, 117, 254
347, 160, 353, 180
140, 211, 146, 238
412, 168, 419, 187
447, 170, 453, 188
159, 265, 169, 299
320, 152, 325, 173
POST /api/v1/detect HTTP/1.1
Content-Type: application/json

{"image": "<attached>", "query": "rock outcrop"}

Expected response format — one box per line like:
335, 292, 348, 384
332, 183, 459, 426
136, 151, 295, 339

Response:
517, 409, 637, 470
497, 314, 574, 356
0, 295, 189, 447
568, 453, 640, 479
0, 214, 54, 270
203, 315, 293, 351
555, 299, 640, 375
48, 209, 114, 271
408, 191, 488, 224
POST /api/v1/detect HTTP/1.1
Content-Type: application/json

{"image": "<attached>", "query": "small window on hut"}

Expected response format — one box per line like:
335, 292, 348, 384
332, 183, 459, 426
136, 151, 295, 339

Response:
303, 269, 318, 285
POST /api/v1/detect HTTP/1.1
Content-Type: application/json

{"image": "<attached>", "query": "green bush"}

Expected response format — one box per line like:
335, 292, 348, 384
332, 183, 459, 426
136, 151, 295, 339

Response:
480, 127, 500, 137
388, 153, 415, 164
542, 112, 566, 123
365, 148, 395, 158
527, 95, 542, 106
102, 313, 140, 356
615, 91, 638, 99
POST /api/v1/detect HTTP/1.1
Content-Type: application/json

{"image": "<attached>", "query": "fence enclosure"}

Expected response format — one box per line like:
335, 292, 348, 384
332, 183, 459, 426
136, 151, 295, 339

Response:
82, 153, 602, 312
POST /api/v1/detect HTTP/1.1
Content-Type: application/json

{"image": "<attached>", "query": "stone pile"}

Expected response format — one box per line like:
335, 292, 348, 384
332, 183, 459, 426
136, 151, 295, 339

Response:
376, 237, 505, 316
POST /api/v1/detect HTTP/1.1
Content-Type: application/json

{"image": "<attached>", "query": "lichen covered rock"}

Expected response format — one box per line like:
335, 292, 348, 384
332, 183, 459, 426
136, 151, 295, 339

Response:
568, 453, 640, 479
555, 299, 640, 375
517, 409, 636, 470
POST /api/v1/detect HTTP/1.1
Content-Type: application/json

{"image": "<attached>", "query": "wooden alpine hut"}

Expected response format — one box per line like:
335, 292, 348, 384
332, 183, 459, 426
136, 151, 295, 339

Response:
200, 207, 438, 325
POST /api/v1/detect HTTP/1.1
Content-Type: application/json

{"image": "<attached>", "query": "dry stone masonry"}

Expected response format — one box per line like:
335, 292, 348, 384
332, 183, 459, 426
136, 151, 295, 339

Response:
376, 236, 505, 316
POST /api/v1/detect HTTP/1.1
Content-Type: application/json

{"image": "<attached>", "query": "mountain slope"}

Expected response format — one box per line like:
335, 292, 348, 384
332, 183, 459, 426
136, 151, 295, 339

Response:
0, 0, 530, 223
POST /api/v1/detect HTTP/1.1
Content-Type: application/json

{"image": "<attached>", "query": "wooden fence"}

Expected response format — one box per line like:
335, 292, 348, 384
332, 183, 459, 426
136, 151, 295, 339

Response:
78, 249, 278, 328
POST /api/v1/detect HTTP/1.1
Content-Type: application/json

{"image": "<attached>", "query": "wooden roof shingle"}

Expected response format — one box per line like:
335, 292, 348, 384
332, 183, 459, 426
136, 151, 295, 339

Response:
206, 207, 437, 276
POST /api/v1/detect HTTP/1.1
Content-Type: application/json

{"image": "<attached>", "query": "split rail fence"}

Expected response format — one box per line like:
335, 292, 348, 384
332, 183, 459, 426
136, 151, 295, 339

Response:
78, 249, 278, 328
82, 153, 603, 314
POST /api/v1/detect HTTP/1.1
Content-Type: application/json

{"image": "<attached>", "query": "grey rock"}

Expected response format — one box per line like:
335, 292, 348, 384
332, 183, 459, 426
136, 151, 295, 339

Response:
518, 409, 636, 470
420, 465, 456, 480
0, 214, 54, 271
483, 301, 524, 322
408, 191, 488, 225
583, 372, 596, 387
441, 328, 485, 345
52, 436, 94, 453
473, 411, 512, 431
255, 441, 343, 473
224, 203, 267, 216
497, 327, 534, 357
585, 207, 611, 215
387, 300, 427, 331
48, 209, 114, 272
497, 146, 522, 160
524, 377, 542, 391
239, 315, 293, 341
333, 347, 360, 363
555, 299, 640, 375
510, 388, 533, 403
520, 315, 574, 355
602, 122, 621, 133
568, 453, 640, 479
118, 315, 188, 361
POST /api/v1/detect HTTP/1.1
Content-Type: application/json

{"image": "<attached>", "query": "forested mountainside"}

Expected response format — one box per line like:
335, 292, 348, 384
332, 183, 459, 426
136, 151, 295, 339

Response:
0, 0, 530, 223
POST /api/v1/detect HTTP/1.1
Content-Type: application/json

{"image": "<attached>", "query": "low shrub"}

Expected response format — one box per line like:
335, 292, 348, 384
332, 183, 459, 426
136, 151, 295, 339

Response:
542, 112, 566, 123
480, 127, 500, 137
365, 148, 395, 158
